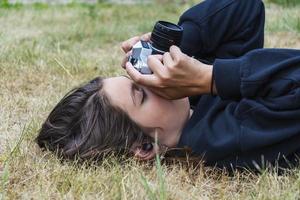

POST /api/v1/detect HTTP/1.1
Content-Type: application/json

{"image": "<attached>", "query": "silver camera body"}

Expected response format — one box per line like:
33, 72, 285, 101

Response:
128, 41, 163, 74
128, 21, 183, 74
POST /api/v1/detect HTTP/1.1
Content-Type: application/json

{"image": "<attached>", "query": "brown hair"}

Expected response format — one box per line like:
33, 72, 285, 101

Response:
36, 77, 152, 160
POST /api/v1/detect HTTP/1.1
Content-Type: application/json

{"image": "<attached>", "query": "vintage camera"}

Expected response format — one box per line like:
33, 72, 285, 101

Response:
128, 21, 184, 74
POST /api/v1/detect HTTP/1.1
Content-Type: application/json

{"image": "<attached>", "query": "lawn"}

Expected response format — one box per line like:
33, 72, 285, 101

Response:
0, 0, 300, 199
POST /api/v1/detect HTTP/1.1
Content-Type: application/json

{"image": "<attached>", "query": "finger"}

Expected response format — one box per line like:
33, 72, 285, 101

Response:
147, 55, 166, 75
147, 86, 165, 97
140, 32, 151, 41
169, 45, 183, 62
151, 54, 163, 62
121, 51, 132, 69
147, 86, 172, 100
125, 62, 158, 86
163, 52, 174, 67
121, 36, 140, 53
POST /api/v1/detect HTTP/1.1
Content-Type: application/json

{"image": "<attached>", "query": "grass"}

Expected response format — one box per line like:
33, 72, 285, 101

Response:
0, 1, 300, 199
267, 0, 300, 7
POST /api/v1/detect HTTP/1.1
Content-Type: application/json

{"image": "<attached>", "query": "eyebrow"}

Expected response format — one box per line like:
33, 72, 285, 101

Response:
121, 75, 136, 106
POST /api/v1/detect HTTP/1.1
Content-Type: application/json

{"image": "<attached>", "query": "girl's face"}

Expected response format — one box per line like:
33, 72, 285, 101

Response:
103, 76, 191, 147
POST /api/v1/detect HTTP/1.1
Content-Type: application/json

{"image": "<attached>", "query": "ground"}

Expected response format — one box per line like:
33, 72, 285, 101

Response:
0, 0, 300, 199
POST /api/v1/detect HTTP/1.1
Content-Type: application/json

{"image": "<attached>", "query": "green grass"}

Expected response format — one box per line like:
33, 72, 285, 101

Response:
0, 1, 300, 199
267, 0, 300, 7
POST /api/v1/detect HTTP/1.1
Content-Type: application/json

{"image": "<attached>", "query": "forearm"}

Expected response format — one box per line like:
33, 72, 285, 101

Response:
213, 48, 300, 100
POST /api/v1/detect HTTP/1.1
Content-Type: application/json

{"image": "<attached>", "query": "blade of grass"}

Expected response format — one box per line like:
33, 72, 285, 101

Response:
139, 173, 156, 200
155, 134, 166, 200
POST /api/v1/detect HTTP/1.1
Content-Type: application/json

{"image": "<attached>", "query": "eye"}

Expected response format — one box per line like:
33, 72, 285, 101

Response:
136, 86, 146, 104
132, 83, 147, 105
141, 88, 147, 104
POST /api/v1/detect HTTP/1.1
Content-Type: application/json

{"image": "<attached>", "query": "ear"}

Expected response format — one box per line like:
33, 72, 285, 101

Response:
131, 143, 157, 161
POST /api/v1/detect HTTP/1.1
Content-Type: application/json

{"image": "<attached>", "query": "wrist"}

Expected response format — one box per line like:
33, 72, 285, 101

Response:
195, 62, 214, 95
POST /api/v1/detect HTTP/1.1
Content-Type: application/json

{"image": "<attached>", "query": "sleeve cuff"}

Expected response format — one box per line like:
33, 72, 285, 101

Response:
213, 58, 242, 100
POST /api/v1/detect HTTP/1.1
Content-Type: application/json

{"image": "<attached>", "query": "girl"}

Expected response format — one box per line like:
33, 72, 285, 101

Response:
36, 0, 300, 170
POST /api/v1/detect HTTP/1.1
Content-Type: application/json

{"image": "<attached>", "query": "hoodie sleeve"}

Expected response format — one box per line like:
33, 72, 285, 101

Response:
178, 49, 300, 169
214, 48, 300, 101
178, 0, 265, 61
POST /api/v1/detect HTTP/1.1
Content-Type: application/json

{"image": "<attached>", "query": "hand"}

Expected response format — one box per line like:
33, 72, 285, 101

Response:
125, 45, 215, 100
121, 32, 151, 68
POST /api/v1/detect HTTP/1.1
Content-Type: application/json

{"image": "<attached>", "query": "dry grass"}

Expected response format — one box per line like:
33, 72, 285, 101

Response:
0, 1, 300, 199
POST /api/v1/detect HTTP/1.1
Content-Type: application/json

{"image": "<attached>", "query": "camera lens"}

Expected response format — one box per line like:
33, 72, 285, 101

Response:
150, 21, 183, 54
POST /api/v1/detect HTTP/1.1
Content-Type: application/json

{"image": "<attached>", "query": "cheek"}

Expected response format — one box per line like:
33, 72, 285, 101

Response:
150, 94, 174, 111
129, 97, 168, 127
143, 96, 175, 120
146, 95, 189, 123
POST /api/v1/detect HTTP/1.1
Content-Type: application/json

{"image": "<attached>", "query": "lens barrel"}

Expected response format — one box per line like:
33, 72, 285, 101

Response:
150, 21, 183, 54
